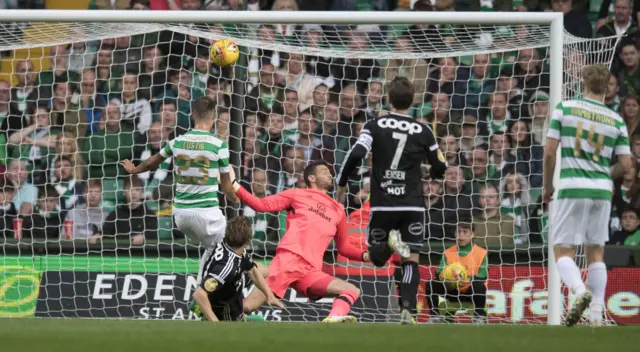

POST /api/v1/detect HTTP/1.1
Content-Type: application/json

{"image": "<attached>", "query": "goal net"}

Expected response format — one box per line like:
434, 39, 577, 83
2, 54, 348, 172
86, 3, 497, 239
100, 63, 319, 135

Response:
0, 12, 632, 324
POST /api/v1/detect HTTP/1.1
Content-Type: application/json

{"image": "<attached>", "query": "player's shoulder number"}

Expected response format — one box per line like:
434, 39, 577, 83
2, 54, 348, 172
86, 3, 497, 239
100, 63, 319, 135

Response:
213, 243, 226, 261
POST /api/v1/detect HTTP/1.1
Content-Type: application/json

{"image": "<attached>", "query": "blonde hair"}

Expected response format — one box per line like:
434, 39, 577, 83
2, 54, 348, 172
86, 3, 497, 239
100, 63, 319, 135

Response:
582, 64, 610, 95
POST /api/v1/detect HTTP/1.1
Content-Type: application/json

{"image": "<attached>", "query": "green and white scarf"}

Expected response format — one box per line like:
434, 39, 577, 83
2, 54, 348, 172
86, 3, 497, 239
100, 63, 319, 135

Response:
501, 196, 522, 233
54, 178, 80, 210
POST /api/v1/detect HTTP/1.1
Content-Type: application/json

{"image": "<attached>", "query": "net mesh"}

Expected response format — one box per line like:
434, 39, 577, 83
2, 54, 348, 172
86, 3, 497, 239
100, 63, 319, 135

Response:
0, 19, 629, 324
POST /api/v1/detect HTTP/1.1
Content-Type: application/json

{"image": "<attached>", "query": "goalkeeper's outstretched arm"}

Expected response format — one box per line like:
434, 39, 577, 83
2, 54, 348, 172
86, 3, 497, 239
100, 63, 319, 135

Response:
192, 288, 219, 322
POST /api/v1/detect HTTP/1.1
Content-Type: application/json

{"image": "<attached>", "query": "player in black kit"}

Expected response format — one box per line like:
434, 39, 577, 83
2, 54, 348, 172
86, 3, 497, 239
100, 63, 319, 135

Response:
336, 77, 447, 324
191, 216, 285, 321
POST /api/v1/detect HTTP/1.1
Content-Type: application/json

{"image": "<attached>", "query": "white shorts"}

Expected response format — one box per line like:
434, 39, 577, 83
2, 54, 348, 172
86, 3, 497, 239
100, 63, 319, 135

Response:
173, 207, 226, 249
549, 198, 611, 247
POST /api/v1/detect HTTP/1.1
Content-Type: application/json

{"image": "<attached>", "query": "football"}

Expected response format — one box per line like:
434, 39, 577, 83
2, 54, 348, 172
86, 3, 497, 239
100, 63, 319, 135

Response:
210, 39, 239, 67
440, 262, 469, 290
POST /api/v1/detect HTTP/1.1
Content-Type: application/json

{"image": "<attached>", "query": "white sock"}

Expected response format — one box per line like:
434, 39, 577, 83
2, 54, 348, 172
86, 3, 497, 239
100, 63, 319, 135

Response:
588, 262, 607, 321
556, 256, 586, 296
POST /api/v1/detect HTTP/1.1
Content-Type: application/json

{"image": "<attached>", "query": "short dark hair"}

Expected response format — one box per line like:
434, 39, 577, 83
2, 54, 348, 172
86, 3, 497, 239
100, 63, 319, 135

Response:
86, 179, 102, 190
192, 96, 217, 121
55, 155, 74, 165
158, 98, 177, 111
0, 179, 15, 194
622, 207, 640, 219
38, 184, 59, 200
303, 160, 334, 187
124, 175, 143, 189
224, 216, 253, 248
457, 219, 475, 232
387, 76, 415, 110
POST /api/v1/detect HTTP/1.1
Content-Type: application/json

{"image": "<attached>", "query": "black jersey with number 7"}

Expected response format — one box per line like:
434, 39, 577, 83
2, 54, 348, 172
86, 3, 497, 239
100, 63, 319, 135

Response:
336, 113, 447, 209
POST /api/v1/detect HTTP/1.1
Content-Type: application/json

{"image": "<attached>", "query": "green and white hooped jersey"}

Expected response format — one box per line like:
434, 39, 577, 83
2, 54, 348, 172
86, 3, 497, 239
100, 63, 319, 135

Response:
160, 130, 230, 209
547, 98, 631, 200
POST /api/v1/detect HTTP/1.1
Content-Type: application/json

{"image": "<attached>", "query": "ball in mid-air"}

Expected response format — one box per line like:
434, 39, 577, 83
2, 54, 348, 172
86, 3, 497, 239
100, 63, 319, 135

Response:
210, 39, 239, 67
440, 262, 469, 290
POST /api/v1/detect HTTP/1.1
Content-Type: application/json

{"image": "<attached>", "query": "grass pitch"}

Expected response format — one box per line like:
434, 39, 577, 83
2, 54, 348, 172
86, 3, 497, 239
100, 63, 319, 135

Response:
0, 318, 637, 352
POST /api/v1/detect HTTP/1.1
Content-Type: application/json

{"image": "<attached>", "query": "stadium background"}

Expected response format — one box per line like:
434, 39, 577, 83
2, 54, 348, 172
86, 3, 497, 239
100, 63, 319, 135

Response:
0, 0, 638, 324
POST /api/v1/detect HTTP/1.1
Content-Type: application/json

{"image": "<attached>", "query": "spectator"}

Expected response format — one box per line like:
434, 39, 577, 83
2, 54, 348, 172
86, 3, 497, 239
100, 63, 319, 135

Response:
472, 184, 515, 248
423, 177, 446, 241
527, 91, 550, 143
622, 95, 640, 136
425, 221, 488, 323
242, 166, 285, 243
258, 105, 286, 164
514, 48, 550, 100
459, 115, 485, 154
205, 77, 230, 108
67, 41, 97, 75
215, 107, 230, 141
246, 61, 280, 113
79, 69, 108, 136
311, 83, 329, 121
158, 67, 192, 130
429, 92, 461, 128
11, 59, 39, 113
268, 145, 305, 194
37, 45, 80, 103
247, 25, 281, 88
0, 180, 18, 238
383, 36, 429, 108
6, 159, 37, 216
302, 25, 341, 89
605, 73, 621, 113
138, 121, 172, 200
50, 80, 87, 139
499, 172, 531, 243
597, 0, 639, 73
111, 36, 142, 79
51, 156, 84, 212
337, 84, 368, 138
289, 109, 321, 164
279, 88, 300, 132
456, 54, 495, 114
489, 131, 526, 178
271, 0, 299, 39
439, 133, 465, 167
465, 146, 496, 194
192, 47, 214, 99
103, 176, 158, 244
335, 113, 366, 167
609, 207, 640, 245
157, 98, 186, 139
50, 132, 86, 185
7, 106, 58, 184
138, 46, 168, 102
94, 46, 118, 96
278, 53, 318, 112
90, 0, 131, 9
23, 184, 63, 239
440, 166, 475, 241
507, 120, 543, 188
362, 79, 386, 117
427, 57, 463, 101
486, 92, 511, 135
338, 31, 380, 94
552, 0, 592, 38
64, 179, 107, 244
180, 0, 201, 10
131, 0, 151, 10
497, 68, 528, 119
310, 101, 339, 165
0, 80, 25, 153
617, 40, 640, 97
83, 100, 137, 179
114, 72, 153, 135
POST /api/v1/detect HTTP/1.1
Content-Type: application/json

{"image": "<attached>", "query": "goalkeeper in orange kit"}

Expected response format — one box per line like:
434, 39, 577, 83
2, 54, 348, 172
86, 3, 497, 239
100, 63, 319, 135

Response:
424, 221, 488, 323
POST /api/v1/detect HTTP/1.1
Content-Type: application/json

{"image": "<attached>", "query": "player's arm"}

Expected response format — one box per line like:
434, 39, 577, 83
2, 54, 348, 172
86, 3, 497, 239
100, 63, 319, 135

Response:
192, 287, 219, 322
334, 213, 370, 262
611, 123, 636, 180
335, 121, 374, 201
542, 103, 563, 202
234, 187, 295, 213
217, 141, 239, 203
120, 141, 172, 175
422, 125, 447, 179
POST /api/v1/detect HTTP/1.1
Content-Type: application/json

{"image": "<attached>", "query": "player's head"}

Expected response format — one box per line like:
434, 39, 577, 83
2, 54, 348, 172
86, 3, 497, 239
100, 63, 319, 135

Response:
191, 96, 217, 128
224, 216, 254, 249
456, 220, 474, 246
303, 160, 335, 191
387, 76, 415, 111
581, 64, 609, 96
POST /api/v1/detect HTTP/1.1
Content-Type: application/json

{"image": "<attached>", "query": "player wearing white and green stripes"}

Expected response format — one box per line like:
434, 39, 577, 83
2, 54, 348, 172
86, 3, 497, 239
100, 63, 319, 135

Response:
543, 65, 635, 327
121, 97, 239, 283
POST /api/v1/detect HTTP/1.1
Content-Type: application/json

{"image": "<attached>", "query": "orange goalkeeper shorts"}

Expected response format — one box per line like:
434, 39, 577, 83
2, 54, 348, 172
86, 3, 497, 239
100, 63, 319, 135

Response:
266, 252, 335, 300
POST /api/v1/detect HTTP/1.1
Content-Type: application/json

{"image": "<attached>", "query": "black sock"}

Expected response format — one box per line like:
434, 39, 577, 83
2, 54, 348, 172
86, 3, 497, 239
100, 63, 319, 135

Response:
369, 243, 393, 267
400, 261, 420, 314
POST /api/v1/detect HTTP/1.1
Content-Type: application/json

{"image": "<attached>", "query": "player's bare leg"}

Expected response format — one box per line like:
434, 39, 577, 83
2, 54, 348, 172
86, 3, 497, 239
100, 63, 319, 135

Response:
242, 285, 267, 314
585, 244, 606, 326
554, 246, 592, 326
317, 278, 360, 323
398, 252, 419, 325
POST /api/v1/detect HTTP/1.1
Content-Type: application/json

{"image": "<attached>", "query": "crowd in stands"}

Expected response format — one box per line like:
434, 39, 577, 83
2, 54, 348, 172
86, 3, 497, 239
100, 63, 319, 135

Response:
0, 0, 639, 250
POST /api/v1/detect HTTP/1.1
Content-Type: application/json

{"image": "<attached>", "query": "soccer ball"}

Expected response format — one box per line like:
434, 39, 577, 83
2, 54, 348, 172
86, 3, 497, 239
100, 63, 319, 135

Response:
210, 39, 239, 67
440, 262, 469, 290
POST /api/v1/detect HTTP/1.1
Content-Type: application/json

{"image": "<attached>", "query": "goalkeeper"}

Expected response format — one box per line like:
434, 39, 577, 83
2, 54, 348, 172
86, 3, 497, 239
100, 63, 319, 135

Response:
425, 221, 488, 322
191, 216, 284, 322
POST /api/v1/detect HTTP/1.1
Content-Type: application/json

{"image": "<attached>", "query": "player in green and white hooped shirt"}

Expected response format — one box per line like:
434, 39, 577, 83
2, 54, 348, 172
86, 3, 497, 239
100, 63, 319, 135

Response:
121, 96, 239, 284
542, 65, 636, 327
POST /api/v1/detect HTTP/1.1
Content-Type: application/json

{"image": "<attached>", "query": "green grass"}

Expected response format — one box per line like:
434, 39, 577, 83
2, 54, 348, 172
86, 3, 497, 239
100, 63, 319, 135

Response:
0, 319, 637, 352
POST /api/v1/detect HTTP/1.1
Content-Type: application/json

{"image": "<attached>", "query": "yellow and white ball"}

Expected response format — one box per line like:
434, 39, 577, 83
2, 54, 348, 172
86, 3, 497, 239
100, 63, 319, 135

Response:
440, 262, 469, 290
210, 39, 239, 67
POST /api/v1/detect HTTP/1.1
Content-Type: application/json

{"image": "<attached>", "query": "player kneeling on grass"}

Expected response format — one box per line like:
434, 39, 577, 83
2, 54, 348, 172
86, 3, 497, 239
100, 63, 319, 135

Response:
425, 221, 488, 323
191, 216, 285, 322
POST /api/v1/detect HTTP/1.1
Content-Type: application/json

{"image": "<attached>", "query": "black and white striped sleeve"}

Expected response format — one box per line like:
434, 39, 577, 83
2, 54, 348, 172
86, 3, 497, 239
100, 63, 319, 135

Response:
336, 120, 374, 187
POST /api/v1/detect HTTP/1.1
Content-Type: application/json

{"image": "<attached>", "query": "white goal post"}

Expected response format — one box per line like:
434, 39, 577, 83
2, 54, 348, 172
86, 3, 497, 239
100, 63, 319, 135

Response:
0, 9, 623, 325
